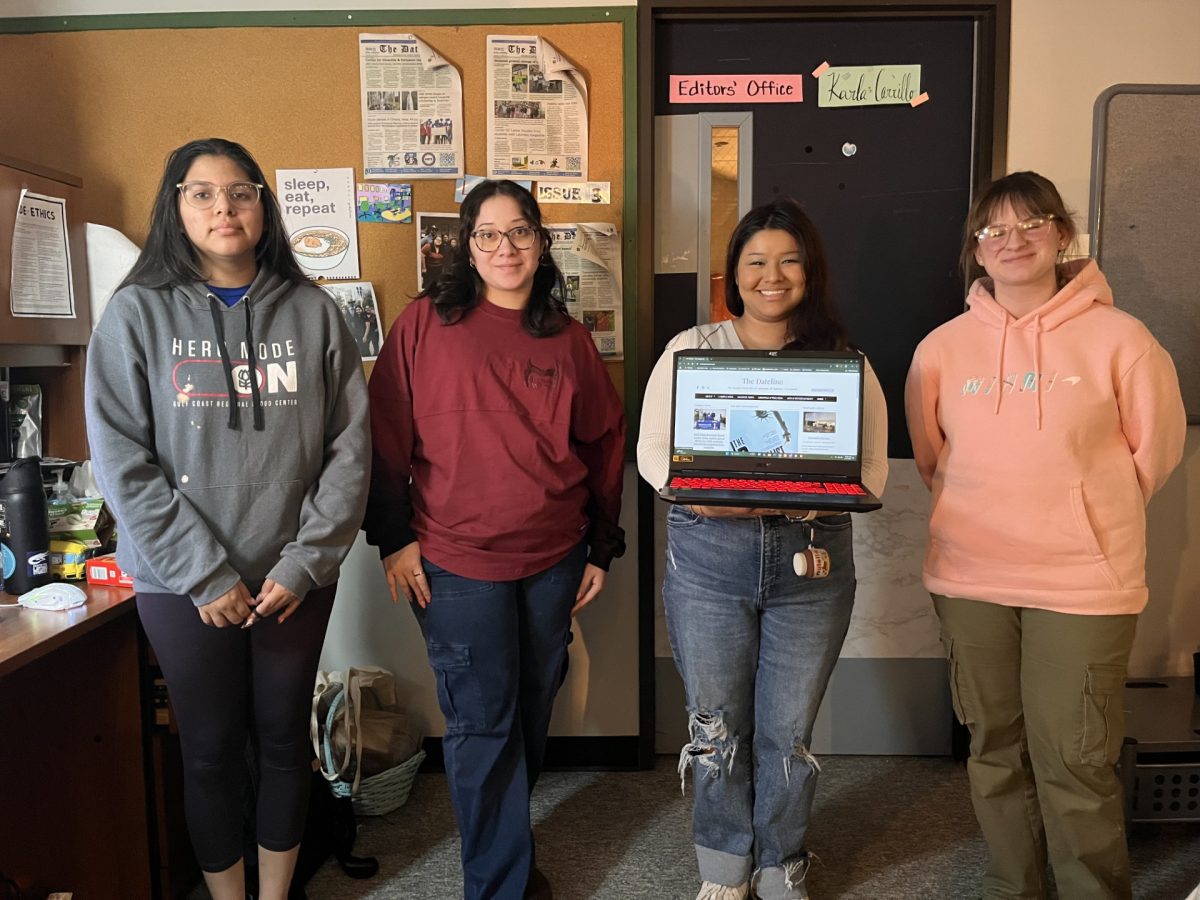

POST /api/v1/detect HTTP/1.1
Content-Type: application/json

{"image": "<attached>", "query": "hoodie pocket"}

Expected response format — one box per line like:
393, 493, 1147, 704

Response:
181, 480, 305, 578
1068, 484, 1121, 590
929, 475, 1123, 591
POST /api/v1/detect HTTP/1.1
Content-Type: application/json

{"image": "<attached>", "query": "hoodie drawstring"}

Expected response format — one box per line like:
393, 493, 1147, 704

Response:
207, 296, 240, 429
993, 316, 1008, 415
206, 294, 265, 431
244, 301, 264, 431
1033, 313, 1043, 431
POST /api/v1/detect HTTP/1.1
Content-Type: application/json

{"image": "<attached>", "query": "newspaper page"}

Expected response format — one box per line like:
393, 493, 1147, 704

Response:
487, 35, 588, 183
360, 33, 464, 179
548, 222, 622, 358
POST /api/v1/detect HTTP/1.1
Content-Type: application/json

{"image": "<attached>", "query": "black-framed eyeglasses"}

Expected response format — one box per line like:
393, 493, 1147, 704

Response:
176, 181, 264, 210
974, 214, 1057, 244
470, 226, 538, 252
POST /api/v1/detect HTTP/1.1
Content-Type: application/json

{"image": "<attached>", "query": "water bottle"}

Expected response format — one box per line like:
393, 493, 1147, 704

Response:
0, 456, 51, 595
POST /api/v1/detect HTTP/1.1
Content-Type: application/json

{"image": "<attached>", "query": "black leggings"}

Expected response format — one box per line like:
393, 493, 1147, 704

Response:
137, 584, 336, 872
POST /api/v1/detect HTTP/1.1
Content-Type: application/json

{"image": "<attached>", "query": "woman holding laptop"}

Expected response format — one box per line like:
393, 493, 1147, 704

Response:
638, 199, 888, 900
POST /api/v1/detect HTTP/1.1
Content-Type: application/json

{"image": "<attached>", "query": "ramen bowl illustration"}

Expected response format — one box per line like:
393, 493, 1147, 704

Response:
290, 226, 350, 270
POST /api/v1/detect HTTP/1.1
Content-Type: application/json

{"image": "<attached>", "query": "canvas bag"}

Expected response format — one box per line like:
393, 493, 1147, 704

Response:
311, 666, 419, 794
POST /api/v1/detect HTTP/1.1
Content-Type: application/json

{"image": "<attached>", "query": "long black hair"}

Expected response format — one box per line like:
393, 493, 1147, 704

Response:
422, 179, 568, 337
119, 137, 308, 290
724, 199, 849, 351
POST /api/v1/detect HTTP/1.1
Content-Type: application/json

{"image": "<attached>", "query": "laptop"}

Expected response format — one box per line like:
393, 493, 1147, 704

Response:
658, 349, 882, 512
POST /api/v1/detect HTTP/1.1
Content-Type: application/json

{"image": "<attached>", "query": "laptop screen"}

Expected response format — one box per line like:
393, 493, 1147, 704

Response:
669, 350, 864, 471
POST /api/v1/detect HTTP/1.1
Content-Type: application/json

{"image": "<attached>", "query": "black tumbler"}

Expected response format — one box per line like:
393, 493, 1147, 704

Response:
0, 456, 51, 595
1194, 651, 1200, 696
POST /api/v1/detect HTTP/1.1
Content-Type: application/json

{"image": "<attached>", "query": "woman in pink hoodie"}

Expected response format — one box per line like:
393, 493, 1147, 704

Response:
905, 171, 1185, 899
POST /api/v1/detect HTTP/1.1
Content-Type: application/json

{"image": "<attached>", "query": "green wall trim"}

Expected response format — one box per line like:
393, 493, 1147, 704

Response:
1, 6, 640, 454
0, 8, 631, 33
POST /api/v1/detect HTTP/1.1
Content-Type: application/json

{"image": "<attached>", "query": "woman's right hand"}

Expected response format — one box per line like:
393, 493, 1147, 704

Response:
687, 505, 768, 518
383, 541, 432, 608
197, 581, 256, 628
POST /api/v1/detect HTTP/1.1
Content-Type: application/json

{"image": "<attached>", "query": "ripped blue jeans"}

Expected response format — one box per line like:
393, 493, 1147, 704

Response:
663, 506, 855, 897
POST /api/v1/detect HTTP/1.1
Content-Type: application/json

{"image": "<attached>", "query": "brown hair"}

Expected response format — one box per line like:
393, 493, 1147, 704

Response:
960, 171, 1078, 278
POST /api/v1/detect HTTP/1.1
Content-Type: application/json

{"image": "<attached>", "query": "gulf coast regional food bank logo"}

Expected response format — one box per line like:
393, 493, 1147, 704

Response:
170, 337, 301, 410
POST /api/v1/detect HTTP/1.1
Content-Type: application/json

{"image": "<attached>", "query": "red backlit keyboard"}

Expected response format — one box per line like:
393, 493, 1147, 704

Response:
669, 477, 866, 495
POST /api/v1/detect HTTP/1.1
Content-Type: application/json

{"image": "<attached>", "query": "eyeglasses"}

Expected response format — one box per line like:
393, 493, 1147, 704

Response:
470, 226, 538, 252
974, 214, 1057, 244
176, 181, 264, 210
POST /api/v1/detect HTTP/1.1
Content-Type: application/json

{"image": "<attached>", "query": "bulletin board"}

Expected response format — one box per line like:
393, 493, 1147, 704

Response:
1090, 84, 1200, 422
0, 11, 634, 403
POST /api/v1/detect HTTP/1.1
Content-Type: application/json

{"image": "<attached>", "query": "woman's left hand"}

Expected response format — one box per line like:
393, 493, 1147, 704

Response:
572, 564, 606, 616
248, 578, 303, 625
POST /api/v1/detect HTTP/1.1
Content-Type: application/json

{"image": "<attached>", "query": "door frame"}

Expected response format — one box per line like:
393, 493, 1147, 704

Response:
634, 0, 1011, 762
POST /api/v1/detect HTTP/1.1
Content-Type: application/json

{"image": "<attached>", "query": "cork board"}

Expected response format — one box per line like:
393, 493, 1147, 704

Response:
0, 21, 625, 395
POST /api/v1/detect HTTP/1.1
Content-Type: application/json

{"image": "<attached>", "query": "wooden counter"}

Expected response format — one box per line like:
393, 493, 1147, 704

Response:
0, 583, 153, 897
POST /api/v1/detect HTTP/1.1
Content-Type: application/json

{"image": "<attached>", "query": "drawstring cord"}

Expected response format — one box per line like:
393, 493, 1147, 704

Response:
1033, 313, 1043, 431
206, 292, 265, 431
992, 316, 1008, 415
244, 301, 264, 431
207, 295, 240, 429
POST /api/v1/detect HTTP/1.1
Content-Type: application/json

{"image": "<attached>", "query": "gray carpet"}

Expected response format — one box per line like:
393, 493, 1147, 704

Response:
298, 755, 1200, 899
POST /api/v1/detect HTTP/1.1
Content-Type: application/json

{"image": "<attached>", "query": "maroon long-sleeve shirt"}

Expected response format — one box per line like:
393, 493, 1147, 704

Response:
364, 297, 626, 580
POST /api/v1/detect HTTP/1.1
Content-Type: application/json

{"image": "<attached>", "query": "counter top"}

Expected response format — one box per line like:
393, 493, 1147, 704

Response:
0, 582, 136, 678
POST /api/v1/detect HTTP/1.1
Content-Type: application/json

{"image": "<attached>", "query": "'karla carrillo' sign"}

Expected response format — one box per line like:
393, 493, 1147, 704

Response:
817, 65, 921, 108
669, 74, 803, 104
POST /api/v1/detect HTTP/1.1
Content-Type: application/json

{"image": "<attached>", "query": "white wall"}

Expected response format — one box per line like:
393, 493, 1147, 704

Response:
321, 465, 641, 738
1009, 0, 1200, 676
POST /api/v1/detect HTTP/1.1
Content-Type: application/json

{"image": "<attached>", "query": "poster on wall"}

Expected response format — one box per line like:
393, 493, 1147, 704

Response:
486, 35, 588, 183
10, 189, 75, 318
321, 281, 383, 362
356, 182, 412, 223
276, 168, 360, 281
359, 33, 465, 179
415, 212, 462, 294
548, 222, 622, 358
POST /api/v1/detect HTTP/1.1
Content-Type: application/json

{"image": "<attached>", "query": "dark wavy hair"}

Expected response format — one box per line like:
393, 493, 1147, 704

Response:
119, 137, 308, 290
422, 179, 568, 337
960, 170, 1077, 278
724, 199, 848, 351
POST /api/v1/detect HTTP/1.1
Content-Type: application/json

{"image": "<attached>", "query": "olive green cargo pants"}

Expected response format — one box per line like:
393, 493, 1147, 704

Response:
933, 594, 1137, 900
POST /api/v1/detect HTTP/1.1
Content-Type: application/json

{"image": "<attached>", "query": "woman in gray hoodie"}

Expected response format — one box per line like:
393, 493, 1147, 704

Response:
85, 138, 370, 900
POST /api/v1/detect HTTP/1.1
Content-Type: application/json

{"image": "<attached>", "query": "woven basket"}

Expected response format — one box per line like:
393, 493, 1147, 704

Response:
321, 686, 425, 816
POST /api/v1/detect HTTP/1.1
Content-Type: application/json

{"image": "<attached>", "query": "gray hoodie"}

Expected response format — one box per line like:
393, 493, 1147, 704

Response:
85, 270, 370, 606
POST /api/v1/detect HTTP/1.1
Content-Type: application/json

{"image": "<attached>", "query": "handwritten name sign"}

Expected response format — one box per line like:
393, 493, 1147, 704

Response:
817, 65, 921, 108
669, 74, 803, 104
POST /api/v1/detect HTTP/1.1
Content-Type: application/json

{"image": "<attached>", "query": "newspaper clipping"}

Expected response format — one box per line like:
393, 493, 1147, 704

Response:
487, 35, 588, 183
548, 223, 622, 358
359, 33, 464, 179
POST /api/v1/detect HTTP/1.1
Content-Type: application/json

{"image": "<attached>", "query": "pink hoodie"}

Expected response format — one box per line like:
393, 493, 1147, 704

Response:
905, 259, 1185, 615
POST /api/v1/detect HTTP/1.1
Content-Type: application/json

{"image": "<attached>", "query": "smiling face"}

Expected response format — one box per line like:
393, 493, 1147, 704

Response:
178, 154, 263, 283
973, 199, 1066, 293
735, 228, 807, 325
468, 194, 544, 308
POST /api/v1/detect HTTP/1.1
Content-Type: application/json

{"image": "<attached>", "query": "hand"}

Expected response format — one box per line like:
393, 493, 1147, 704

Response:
250, 578, 303, 625
383, 541, 431, 608
572, 563, 606, 616
198, 581, 255, 628
687, 505, 768, 518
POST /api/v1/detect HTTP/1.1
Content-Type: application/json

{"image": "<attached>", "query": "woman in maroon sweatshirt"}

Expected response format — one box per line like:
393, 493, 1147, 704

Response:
364, 180, 625, 900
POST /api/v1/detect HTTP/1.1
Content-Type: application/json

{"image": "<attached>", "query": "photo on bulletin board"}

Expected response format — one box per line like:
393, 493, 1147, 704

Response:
416, 212, 463, 293
320, 281, 382, 362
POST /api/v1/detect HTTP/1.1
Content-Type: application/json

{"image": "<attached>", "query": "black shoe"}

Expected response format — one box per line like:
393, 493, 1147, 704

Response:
524, 867, 553, 900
